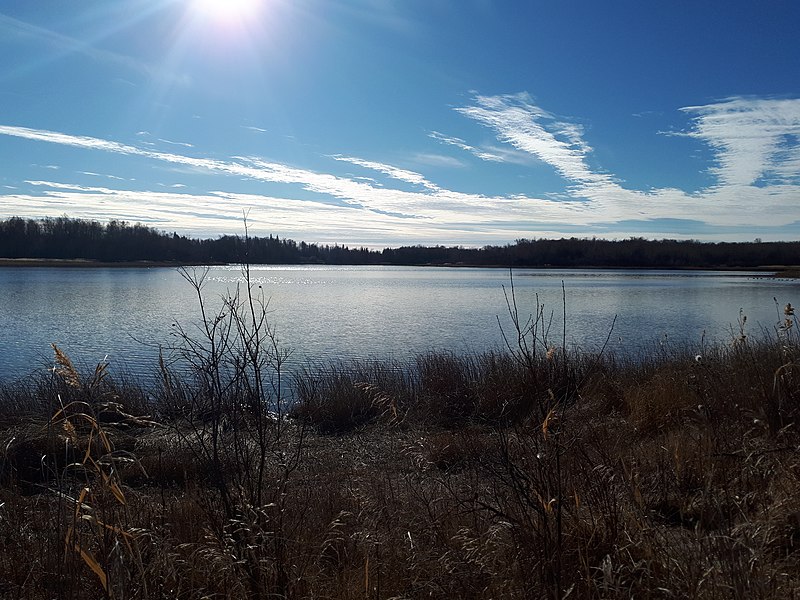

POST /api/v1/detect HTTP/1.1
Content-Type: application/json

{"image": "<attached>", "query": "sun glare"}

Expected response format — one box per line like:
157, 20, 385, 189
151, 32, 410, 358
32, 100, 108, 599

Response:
191, 0, 263, 22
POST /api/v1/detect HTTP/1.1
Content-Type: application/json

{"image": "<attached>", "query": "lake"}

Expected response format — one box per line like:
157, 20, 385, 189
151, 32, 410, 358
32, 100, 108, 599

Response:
1, 265, 797, 381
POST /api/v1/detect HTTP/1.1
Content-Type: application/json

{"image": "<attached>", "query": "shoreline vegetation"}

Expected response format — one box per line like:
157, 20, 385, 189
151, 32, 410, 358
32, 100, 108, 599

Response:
3, 215, 800, 271
1, 268, 799, 598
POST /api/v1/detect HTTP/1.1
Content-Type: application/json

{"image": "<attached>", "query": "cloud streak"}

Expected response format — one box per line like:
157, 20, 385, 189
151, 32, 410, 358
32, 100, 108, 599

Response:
330, 155, 440, 190
455, 93, 613, 187
677, 97, 800, 187
428, 130, 504, 162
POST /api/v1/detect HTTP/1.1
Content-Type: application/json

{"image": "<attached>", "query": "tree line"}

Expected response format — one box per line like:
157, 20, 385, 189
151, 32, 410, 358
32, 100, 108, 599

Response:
1, 216, 798, 268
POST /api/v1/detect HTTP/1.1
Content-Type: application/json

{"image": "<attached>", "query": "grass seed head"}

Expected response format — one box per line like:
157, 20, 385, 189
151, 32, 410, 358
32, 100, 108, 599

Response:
52, 344, 80, 388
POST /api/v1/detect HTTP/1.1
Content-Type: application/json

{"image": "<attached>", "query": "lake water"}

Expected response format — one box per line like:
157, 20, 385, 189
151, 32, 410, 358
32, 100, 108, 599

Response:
1, 265, 797, 381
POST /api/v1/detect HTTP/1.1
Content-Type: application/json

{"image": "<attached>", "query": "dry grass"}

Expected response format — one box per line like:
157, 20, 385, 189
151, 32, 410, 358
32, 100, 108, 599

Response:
0, 331, 798, 599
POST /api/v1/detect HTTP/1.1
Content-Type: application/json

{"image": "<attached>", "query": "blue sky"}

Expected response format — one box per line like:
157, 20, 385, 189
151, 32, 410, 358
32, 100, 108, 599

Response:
0, 0, 799, 247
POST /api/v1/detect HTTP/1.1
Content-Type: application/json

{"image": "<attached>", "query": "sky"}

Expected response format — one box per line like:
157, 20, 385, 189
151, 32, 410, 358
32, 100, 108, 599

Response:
0, 0, 799, 247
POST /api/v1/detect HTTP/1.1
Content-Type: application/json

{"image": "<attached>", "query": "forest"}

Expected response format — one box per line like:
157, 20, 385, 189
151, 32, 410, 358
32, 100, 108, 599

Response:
1, 215, 798, 268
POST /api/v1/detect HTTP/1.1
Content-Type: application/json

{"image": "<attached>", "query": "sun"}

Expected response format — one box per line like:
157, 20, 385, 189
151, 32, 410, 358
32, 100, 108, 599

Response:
190, 0, 263, 23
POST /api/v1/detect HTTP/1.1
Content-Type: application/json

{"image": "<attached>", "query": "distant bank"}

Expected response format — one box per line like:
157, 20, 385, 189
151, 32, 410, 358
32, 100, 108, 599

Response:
2, 216, 800, 271
0, 258, 221, 268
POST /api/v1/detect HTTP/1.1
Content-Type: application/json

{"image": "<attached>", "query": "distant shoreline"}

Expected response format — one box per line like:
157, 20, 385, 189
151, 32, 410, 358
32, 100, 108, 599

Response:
0, 257, 798, 275
0, 258, 221, 268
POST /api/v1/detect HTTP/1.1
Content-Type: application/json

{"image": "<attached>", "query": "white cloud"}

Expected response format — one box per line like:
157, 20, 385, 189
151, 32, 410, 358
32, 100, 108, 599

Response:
1, 125, 144, 155
25, 180, 116, 193
453, 93, 800, 229
428, 130, 504, 162
455, 93, 612, 187
412, 153, 466, 168
330, 155, 440, 190
157, 138, 194, 148
79, 171, 126, 181
677, 97, 800, 186
477, 144, 545, 166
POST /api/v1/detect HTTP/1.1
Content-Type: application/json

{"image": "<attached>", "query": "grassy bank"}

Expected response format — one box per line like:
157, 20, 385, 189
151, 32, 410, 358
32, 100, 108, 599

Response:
1, 329, 799, 598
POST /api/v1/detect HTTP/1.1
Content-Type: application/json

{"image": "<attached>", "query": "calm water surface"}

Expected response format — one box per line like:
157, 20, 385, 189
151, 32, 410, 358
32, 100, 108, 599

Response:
1, 265, 797, 380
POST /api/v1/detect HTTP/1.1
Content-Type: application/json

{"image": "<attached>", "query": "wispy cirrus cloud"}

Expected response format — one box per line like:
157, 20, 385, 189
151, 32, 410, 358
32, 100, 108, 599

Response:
79, 171, 126, 181
428, 130, 503, 162
451, 92, 800, 230
411, 153, 466, 168
1, 125, 147, 155
136, 130, 194, 148
0, 124, 582, 225
330, 155, 440, 190
25, 180, 116, 193
157, 138, 194, 148
676, 97, 800, 187
454, 93, 613, 188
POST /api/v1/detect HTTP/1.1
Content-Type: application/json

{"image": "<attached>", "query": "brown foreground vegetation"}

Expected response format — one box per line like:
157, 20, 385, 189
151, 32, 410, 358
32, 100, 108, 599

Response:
1, 271, 799, 599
